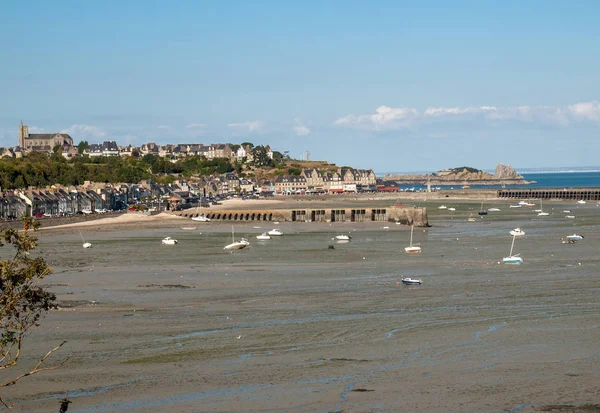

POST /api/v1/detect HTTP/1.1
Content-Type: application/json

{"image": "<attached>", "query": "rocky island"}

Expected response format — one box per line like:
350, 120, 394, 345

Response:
384, 164, 534, 186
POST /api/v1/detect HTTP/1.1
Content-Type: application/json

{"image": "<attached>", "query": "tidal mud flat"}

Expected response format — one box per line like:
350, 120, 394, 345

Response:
3, 199, 600, 412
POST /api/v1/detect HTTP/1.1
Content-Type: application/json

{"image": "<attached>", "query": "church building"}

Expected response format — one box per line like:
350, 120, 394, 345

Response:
18, 121, 74, 152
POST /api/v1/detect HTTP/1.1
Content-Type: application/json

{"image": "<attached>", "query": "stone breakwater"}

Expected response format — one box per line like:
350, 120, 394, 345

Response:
175, 205, 429, 227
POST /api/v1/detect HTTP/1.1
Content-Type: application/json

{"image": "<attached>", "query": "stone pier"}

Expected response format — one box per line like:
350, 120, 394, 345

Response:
175, 205, 429, 227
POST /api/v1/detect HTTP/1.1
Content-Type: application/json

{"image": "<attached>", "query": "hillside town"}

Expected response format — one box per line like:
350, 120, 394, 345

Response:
0, 122, 378, 219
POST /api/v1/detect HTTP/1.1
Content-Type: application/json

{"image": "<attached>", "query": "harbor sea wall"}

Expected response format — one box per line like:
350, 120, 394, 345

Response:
174, 205, 429, 227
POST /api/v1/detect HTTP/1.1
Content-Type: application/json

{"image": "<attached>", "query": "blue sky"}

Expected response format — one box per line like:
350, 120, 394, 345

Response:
1, 0, 599, 172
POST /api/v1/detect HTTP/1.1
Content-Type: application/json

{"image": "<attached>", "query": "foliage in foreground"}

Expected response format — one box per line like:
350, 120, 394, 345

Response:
0, 218, 69, 408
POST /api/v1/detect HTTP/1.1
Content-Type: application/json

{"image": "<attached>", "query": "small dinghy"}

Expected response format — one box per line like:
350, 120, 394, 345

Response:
401, 278, 423, 285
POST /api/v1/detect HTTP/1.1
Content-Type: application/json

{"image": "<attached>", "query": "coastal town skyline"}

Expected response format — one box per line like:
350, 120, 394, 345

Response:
1, 1, 599, 171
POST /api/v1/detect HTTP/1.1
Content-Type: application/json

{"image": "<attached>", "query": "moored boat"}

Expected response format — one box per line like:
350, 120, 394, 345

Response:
162, 236, 178, 245
401, 277, 422, 285
256, 232, 271, 240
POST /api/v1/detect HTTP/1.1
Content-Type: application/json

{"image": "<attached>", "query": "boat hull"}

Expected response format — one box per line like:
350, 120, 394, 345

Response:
401, 278, 422, 285
404, 247, 422, 253
502, 256, 523, 264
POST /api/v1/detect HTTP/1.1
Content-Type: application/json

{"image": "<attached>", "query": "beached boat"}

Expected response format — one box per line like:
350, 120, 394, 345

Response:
256, 232, 271, 240
335, 234, 351, 240
565, 215, 576, 219
518, 200, 535, 207
192, 214, 210, 222
438, 205, 448, 210
224, 227, 249, 251
563, 210, 572, 213
181, 225, 197, 230
509, 227, 525, 237
577, 200, 586, 204
509, 203, 521, 208
161, 236, 178, 245
488, 208, 500, 212
478, 202, 488, 216
268, 229, 283, 236
467, 216, 477, 222
502, 234, 523, 264
79, 231, 92, 248
404, 225, 422, 253
448, 207, 456, 211
566, 234, 584, 241
537, 199, 549, 216
401, 277, 422, 285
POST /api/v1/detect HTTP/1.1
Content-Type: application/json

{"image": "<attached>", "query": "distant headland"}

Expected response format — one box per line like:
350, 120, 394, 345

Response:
383, 164, 535, 186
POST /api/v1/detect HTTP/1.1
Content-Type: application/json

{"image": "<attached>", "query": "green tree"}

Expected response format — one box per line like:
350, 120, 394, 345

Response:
240, 142, 254, 149
77, 141, 89, 155
0, 219, 69, 408
251, 145, 274, 167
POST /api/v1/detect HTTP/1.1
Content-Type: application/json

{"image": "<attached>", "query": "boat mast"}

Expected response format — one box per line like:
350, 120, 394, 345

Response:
409, 225, 414, 247
509, 234, 516, 256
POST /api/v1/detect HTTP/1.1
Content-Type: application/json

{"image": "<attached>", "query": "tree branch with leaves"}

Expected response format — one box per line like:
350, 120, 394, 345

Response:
0, 218, 70, 408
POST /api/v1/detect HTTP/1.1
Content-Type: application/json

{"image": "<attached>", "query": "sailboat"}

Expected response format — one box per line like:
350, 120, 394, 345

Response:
502, 234, 523, 264
404, 225, 422, 253
478, 202, 488, 215
224, 226, 249, 251
79, 231, 92, 249
537, 199, 549, 216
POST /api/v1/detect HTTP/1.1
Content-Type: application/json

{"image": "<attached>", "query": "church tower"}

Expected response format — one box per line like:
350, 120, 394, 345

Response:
18, 120, 28, 148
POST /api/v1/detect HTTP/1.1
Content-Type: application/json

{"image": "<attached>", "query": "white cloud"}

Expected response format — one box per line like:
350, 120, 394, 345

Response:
227, 120, 264, 133
424, 106, 497, 116
568, 101, 600, 121
28, 126, 46, 133
185, 123, 207, 129
293, 118, 310, 136
335, 105, 418, 129
60, 124, 107, 139
335, 101, 600, 131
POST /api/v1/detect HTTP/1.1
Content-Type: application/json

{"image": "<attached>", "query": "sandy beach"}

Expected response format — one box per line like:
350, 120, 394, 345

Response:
2, 197, 599, 412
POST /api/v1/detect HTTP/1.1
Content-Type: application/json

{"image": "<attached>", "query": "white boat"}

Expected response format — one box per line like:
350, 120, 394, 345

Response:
565, 215, 576, 219
509, 227, 525, 237
181, 225, 197, 230
267, 229, 283, 236
401, 277, 422, 285
537, 199, 549, 216
566, 234, 584, 241
335, 234, 351, 240
562, 210, 572, 213
577, 200, 586, 204
448, 207, 456, 211
161, 236, 178, 245
518, 200, 535, 207
509, 204, 521, 208
224, 227, 249, 251
467, 215, 477, 222
502, 234, 523, 265
256, 232, 271, 240
438, 205, 448, 210
488, 208, 500, 212
79, 231, 92, 248
404, 225, 422, 253
192, 214, 211, 222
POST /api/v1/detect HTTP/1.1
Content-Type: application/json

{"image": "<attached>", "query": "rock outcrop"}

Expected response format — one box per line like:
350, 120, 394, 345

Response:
384, 164, 532, 186
492, 164, 523, 180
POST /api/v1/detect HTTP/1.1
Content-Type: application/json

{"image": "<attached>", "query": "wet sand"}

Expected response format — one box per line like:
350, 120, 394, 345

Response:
3, 198, 599, 412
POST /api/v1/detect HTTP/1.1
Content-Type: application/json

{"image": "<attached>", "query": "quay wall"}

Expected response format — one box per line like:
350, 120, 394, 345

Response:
174, 205, 429, 227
